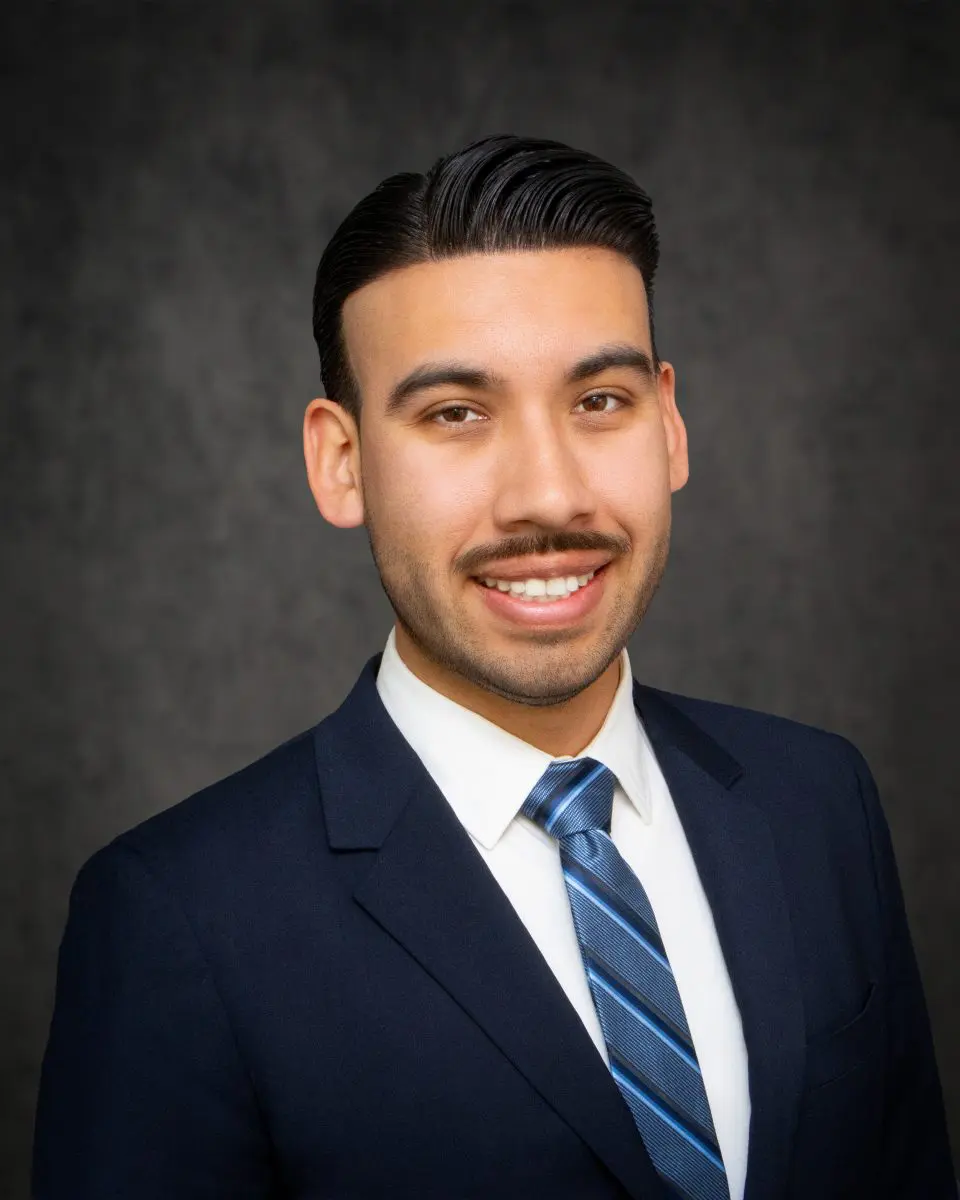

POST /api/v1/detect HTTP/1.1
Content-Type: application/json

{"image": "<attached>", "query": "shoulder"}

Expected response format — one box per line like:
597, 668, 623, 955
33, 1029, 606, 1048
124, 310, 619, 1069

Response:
647, 685, 863, 767
76, 725, 324, 912
640, 685, 893, 896
637, 683, 876, 819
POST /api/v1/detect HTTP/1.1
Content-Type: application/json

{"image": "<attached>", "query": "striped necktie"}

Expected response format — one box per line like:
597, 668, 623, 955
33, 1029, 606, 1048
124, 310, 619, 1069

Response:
522, 757, 729, 1200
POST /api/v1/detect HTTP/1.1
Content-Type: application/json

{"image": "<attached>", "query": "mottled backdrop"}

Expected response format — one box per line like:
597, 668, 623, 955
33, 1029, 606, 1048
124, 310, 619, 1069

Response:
2, 2, 958, 1194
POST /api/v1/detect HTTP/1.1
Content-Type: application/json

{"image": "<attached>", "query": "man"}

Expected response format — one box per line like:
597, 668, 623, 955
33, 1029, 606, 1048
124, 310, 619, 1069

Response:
34, 135, 954, 1199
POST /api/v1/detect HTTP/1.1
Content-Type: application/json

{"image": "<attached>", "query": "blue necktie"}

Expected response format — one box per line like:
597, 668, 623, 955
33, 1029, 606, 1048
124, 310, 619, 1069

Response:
522, 757, 729, 1200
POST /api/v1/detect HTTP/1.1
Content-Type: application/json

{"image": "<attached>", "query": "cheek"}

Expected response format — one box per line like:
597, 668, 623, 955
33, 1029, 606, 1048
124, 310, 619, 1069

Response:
589, 432, 672, 527
364, 442, 488, 550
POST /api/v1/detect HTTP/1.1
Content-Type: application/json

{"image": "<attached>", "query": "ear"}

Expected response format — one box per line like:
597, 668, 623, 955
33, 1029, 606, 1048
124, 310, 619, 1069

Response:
656, 362, 689, 493
303, 398, 364, 528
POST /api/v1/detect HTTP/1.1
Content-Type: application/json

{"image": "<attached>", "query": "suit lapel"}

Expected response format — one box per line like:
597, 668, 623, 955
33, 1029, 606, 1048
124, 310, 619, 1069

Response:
314, 657, 666, 1200
634, 685, 806, 1200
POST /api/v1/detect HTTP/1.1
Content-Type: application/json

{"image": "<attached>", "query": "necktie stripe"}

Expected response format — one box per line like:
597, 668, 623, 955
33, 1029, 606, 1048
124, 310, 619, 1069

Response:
524, 758, 729, 1200
523, 759, 611, 833
543, 762, 611, 834
563, 852, 667, 964
564, 830, 661, 946
582, 943, 694, 1060
564, 870, 669, 970
609, 1049, 721, 1166
612, 1065, 728, 1200
570, 883, 719, 1146
589, 975, 717, 1150
523, 759, 595, 825
565, 874, 692, 1047
586, 963, 700, 1075
611, 1060, 725, 1170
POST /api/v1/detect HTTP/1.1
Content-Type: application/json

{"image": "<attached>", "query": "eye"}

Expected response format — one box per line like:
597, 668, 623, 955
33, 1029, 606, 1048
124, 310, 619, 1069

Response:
430, 405, 484, 425
576, 392, 625, 415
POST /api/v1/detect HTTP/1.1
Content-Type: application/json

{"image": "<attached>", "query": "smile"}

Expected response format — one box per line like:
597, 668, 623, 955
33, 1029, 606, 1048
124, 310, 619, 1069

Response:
476, 570, 597, 602
471, 563, 608, 627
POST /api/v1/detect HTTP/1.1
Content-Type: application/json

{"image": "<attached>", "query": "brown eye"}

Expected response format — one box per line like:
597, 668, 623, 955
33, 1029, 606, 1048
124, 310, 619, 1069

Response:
577, 393, 622, 414
433, 406, 482, 425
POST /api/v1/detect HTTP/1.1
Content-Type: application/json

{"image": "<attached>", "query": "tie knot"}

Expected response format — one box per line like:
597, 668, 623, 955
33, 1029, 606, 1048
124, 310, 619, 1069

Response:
522, 757, 616, 840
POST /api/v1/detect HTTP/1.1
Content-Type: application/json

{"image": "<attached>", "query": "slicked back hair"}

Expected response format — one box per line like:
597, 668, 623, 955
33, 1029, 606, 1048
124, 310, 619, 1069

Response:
312, 135, 661, 419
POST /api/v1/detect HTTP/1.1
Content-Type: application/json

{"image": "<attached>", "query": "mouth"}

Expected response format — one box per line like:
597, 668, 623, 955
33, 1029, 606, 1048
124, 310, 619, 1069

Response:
470, 562, 610, 626
476, 565, 601, 602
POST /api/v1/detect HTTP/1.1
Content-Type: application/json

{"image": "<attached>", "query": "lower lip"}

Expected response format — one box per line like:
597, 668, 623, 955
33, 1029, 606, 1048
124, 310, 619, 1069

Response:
473, 567, 608, 627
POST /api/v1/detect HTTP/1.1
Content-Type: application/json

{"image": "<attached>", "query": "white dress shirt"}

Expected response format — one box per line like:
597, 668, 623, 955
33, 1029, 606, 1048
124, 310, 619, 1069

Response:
376, 628, 751, 1199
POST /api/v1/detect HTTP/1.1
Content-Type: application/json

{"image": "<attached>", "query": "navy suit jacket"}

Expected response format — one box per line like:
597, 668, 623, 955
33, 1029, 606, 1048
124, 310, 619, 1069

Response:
34, 656, 955, 1198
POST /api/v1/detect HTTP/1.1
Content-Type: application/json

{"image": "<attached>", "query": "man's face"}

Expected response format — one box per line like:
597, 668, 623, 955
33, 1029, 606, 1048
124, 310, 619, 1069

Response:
340, 247, 688, 706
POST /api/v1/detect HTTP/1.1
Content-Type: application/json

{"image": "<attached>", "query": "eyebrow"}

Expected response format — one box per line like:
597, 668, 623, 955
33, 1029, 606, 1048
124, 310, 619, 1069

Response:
384, 342, 657, 416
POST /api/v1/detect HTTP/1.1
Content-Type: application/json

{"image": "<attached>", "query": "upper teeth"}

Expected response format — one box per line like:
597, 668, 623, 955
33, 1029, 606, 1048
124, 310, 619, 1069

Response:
479, 571, 595, 601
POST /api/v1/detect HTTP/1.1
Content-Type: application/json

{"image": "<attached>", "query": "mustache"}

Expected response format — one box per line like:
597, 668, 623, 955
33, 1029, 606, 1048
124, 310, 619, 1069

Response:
455, 531, 631, 576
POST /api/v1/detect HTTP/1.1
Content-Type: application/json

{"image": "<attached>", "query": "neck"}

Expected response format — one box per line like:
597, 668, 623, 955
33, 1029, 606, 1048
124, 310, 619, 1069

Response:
393, 625, 622, 758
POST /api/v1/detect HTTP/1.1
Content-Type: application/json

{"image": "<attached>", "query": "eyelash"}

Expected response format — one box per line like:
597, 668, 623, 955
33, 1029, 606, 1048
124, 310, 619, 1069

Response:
429, 392, 628, 425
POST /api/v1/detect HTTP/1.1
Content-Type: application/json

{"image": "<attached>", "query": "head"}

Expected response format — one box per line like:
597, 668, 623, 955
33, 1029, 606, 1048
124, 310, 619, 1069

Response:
305, 135, 688, 707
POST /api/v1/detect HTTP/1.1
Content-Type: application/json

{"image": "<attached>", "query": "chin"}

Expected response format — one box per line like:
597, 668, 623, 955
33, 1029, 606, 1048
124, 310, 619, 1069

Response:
468, 645, 619, 707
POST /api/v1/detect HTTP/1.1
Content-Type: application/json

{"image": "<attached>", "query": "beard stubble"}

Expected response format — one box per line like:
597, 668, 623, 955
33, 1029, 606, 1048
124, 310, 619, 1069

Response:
365, 508, 670, 707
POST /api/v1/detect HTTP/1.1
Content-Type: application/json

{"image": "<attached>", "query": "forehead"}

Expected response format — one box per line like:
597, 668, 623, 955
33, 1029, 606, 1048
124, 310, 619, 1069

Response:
341, 248, 651, 390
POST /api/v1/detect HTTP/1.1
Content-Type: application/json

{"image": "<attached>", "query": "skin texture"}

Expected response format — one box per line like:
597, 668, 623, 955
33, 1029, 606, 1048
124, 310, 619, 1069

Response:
304, 248, 689, 756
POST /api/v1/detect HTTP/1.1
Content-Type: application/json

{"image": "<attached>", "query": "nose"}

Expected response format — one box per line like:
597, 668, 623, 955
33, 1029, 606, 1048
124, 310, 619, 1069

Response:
491, 410, 596, 532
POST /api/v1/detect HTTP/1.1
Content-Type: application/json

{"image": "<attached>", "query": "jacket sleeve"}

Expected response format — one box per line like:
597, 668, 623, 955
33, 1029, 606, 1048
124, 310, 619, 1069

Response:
851, 747, 957, 1196
33, 841, 277, 1199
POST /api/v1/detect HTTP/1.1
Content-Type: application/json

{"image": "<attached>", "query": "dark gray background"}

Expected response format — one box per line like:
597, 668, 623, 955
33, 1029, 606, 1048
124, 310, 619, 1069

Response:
2, 2, 958, 1195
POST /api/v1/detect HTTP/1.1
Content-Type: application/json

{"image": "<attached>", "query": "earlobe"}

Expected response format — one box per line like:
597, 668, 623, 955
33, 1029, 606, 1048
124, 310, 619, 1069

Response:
303, 398, 365, 528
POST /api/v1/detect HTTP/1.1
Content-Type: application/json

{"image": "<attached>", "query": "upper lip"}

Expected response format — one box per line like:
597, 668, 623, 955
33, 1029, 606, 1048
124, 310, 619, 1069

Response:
471, 553, 613, 581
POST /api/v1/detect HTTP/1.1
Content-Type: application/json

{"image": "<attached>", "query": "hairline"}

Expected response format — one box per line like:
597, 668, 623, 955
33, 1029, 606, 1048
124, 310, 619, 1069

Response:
333, 245, 660, 417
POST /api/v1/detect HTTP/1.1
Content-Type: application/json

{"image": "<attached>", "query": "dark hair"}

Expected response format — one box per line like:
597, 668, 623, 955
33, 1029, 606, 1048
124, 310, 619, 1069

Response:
312, 135, 660, 418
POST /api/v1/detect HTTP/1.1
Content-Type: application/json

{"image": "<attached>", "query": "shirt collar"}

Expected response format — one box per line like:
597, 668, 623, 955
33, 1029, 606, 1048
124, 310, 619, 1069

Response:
375, 628, 654, 849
